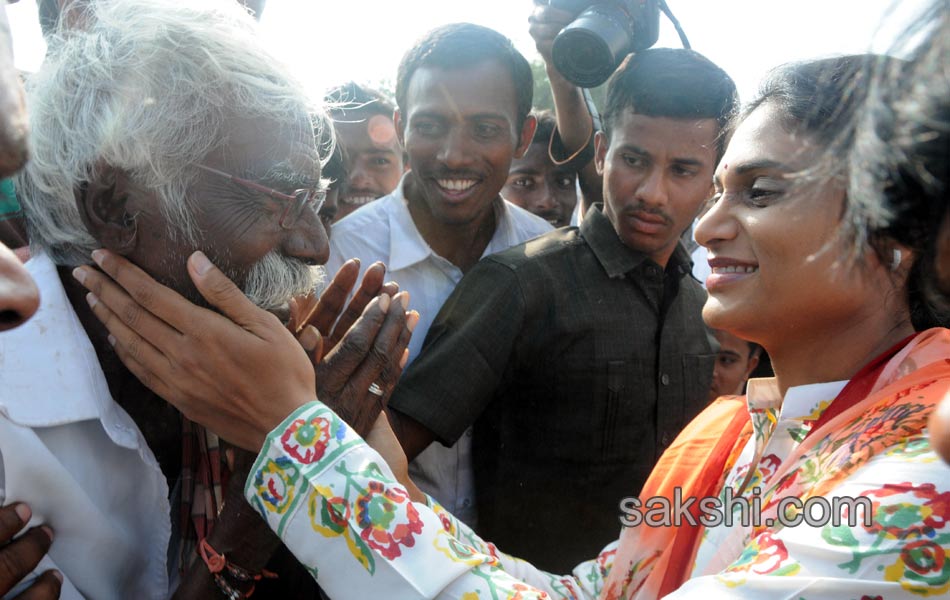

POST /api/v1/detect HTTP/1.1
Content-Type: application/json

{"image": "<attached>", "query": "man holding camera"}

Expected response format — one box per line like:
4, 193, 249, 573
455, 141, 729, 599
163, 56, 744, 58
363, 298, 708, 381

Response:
387, 3, 737, 570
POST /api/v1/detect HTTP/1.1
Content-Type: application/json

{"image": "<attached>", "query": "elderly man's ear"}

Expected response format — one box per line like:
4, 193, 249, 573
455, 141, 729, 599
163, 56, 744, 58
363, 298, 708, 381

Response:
76, 164, 145, 254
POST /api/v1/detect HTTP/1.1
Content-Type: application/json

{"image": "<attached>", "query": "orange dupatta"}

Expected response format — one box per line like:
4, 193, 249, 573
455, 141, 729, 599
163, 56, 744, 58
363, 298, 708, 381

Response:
601, 328, 950, 600
600, 396, 753, 599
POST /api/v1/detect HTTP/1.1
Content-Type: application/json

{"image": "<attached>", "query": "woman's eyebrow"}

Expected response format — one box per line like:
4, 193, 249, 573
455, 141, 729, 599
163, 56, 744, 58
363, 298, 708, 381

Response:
732, 159, 790, 175
715, 159, 791, 188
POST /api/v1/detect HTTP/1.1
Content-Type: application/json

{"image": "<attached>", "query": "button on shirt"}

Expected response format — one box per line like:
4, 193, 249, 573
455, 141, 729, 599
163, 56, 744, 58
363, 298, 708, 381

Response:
326, 176, 551, 525
0, 252, 171, 600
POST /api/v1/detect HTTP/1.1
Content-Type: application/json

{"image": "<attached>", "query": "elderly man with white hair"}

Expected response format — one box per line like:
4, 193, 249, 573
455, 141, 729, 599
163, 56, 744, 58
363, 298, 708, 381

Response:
1, 1, 411, 598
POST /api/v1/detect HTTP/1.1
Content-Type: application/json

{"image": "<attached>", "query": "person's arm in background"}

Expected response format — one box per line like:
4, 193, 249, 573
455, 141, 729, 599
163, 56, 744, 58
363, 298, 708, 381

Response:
386, 258, 528, 462
529, 1, 603, 212
385, 407, 436, 464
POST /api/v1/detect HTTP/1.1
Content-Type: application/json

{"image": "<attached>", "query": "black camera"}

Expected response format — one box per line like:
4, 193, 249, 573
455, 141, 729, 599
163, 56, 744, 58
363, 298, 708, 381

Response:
549, 0, 661, 88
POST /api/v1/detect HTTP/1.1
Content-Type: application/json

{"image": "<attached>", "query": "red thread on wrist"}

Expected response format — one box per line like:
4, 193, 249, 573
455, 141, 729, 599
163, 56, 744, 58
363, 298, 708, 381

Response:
199, 538, 227, 574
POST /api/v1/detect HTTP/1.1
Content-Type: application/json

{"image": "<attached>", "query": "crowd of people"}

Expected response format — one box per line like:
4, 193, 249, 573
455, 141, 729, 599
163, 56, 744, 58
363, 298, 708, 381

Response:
0, 0, 948, 598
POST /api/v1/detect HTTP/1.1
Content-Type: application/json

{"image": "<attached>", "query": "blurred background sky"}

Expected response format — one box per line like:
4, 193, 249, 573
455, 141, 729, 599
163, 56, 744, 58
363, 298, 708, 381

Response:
6, 0, 929, 104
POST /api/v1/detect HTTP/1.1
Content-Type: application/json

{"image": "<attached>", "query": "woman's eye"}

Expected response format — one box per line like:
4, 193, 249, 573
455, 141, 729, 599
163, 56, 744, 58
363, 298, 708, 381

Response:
747, 178, 784, 207
747, 187, 779, 207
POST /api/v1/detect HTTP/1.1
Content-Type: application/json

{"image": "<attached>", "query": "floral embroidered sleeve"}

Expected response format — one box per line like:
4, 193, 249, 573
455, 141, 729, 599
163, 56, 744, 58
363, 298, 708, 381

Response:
244, 401, 616, 600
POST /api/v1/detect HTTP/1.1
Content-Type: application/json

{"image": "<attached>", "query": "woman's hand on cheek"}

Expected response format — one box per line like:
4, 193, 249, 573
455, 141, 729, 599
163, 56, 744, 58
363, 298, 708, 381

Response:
74, 249, 317, 451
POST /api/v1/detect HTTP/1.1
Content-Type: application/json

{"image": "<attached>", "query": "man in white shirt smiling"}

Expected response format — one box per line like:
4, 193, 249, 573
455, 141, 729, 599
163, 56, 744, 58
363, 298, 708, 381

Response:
326, 23, 551, 525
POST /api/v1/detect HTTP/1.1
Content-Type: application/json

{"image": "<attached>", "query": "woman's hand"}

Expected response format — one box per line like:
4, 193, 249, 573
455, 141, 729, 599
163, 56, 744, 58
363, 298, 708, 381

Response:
74, 250, 415, 447
74, 249, 316, 451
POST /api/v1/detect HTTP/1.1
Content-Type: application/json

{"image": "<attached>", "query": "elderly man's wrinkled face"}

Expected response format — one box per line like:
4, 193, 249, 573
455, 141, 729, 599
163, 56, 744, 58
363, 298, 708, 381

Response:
90, 114, 329, 311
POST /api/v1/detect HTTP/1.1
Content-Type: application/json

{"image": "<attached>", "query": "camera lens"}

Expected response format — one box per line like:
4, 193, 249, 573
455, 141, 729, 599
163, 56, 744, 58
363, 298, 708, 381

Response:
552, 5, 634, 88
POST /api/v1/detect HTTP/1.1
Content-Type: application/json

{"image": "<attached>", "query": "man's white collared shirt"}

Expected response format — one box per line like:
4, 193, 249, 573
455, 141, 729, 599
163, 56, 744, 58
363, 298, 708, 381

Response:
327, 176, 552, 525
0, 252, 171, 600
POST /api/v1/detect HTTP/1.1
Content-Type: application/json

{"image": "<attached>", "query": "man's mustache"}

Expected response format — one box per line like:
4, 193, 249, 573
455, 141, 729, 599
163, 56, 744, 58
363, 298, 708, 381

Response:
241, 252, 324, 311
621, 203, 673, 226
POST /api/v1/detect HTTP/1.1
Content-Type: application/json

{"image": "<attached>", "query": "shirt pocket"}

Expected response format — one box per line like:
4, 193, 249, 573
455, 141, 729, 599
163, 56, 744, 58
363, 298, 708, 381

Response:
600, 357, 658, 462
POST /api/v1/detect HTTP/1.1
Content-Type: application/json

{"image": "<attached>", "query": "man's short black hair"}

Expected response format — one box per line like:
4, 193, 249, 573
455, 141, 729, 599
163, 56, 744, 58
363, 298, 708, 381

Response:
325, 82, 396, 120
603, 48, 738, 159
531, 110, 557, 146
395, 23, 533, 130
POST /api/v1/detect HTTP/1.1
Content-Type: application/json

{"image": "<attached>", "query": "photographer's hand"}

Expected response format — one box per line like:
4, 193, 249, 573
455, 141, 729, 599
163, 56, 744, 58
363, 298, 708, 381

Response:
529, 2, 575, 64
528, 1, 604, 208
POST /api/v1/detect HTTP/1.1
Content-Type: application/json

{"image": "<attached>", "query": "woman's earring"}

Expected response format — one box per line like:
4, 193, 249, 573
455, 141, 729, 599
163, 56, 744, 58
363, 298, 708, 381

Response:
891, 248, 902, 271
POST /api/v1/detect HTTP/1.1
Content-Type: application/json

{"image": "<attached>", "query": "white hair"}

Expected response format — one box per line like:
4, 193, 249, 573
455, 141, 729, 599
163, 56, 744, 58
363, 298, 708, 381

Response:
238, 252, 326, 312
18, 0, 328, 266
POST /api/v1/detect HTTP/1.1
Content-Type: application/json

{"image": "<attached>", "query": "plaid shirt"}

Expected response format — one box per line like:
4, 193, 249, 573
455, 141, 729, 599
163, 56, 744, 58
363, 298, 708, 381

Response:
390, 205, 716, 571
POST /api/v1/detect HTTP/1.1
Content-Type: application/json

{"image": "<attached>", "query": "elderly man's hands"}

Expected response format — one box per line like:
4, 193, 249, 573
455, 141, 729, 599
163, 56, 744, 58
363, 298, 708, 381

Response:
286, 260, 417, 435
74, 250, 414, 447
0, 504, 62, 599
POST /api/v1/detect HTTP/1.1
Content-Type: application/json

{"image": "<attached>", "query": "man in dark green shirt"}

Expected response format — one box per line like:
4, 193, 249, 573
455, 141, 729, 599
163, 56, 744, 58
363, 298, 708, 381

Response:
388, 48, 738, 571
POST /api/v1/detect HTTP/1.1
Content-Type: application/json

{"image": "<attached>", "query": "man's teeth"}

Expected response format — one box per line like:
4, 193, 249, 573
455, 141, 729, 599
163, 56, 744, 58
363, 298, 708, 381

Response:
712, 265, 758, 274
437, 179, 477, 192
343, 196, 375, 206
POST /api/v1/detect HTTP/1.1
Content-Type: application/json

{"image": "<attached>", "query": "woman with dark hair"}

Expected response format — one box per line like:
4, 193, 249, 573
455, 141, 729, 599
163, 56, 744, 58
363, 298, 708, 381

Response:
75, 48, 950, 600
847, 3, 950, 462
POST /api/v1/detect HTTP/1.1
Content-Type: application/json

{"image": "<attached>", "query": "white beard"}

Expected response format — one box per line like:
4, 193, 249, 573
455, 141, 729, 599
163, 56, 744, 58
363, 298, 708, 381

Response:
241, 251, 326, 311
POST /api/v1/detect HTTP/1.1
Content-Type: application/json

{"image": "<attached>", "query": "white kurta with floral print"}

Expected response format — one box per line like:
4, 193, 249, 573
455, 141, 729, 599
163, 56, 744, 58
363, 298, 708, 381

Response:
245, 368, 950, 600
